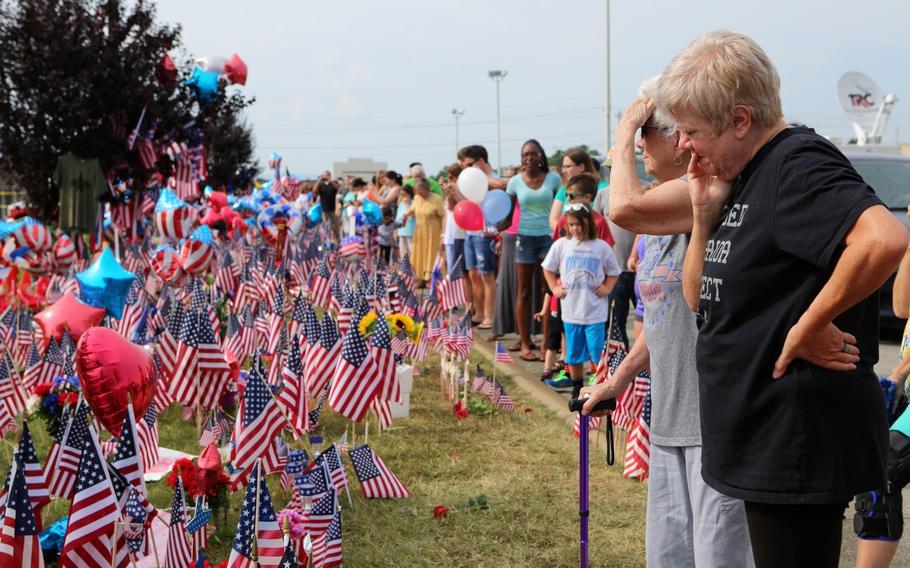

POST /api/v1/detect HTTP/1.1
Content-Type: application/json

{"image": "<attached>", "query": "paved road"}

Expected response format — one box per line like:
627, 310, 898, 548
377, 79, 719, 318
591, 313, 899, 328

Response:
481, 329, 910, 566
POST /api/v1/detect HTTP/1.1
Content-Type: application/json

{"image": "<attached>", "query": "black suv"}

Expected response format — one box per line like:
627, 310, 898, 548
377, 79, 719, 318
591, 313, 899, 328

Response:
847, 153, 910, 331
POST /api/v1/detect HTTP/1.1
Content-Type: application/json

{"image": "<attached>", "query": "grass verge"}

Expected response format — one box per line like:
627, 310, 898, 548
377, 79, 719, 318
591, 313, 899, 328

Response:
1, 353, 646, 567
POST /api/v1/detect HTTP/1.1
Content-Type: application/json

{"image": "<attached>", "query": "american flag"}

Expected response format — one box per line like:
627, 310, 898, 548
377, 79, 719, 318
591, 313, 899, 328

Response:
0, 353, 26, 417
42, 408, 71, 495
329, 276, 343, 316
278, 539, 303, 568
277, 335, 309, 436
281, 449, 309, 493
186, 496, 211, 556
298, 300, 320, 361
0, 308, 16, 345
444, 313, 473, 359
215, 250, 239, 296
308, 389, 328, 431
437, 256, 467, 311
230, 355, 286, 472
163, 474, 194, 568
303, 486, 337, 534
124, 488, 150, 557
171, 156, 199, 202
495, 342, 514, 363
265, 288, 286, 355
371, 311, 400, 404
157, 301, 184, 380
397, 254, 416, 292
233, 266, 261, 314
310, 509, 342, 568
111, 403, 154, 513
309, 257, 333, 310
335, 286, 354, 336
198, 414, 223, 448
315, 445, 348, 495
58, 426, 131, 568
21, 341, 42, 390
136, 403, 160, 471
15, 423, 49, 527
294, 460, 330, 500
623, 387, 651, 481
115, 281, 145, 341
471, 365, 488, 393
304, 316, 340, 397
169, 310, 230, 411
349, 444, 409, 499
0, 455, 44, 567
47, 401, 90, 499
328, 299, 380, 422
287, 295, 307, 341
422, 284, 445, 323
496, 386, 516, 411
228, 462, 284, 567
13, 311, 32, 367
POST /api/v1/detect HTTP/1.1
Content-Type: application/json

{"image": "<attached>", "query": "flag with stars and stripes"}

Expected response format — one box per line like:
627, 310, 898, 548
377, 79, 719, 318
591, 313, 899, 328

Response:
304, 316, 340, 397
294, 460, 330, 500
397, 253, 416, 292
278, 538, 303, 568
227, 462, 284, 567
47, 401, 90, 499
370, 311, 400, 404
437, 256, 467, 311
111, 402, 156, 526
277, 335, 309, 436
623, 373, 651, 481
0, 352, 27, 418
315, 445, 348, 495
348, 444, 409, 499
229, 355, 286, 472
124, 488, 150, 557
308, 388, 328, 431
328, 300, 380, 422
309, 257, 333, 310
14, 423, 49, 528
215, 250, 239, 296
302, 486, 337, 534
281, 449, 309, 493
495, 342, 514, 363
163, 474, 194, 568
58, 426, 130, 568
310, 509, 342, 568
0, 454, 44, 568
20, 341, 42, 391
136, 402, 160, 471
186, 496, 211, 555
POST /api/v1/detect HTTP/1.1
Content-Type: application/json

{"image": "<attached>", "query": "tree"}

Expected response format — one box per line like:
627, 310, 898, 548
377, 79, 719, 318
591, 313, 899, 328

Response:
0, 0, 257, 221
548, 144, 602, 168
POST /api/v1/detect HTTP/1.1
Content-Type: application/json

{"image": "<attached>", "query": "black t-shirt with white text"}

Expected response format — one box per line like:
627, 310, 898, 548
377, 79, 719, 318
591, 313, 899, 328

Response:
696, 126, 888, 504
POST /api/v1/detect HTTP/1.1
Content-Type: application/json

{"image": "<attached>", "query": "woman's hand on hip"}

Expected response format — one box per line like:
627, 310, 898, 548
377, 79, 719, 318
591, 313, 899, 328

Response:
772, 320, 860, 379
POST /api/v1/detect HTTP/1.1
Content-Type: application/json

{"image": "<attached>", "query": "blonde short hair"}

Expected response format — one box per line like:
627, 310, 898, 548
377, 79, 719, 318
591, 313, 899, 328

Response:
657, 30, 783, 133
637, 75, 676, 138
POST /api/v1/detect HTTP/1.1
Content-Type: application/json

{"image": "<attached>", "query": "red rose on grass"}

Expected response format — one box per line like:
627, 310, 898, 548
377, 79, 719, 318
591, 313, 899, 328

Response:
433, 505, 449, 520
453, 401, 469, 421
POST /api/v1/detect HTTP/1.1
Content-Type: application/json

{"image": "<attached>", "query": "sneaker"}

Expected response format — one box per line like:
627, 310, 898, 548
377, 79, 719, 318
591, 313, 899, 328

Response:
544, 376, 575, 393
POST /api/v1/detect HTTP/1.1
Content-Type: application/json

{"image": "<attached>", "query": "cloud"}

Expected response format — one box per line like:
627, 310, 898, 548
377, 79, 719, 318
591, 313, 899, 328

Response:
335, 94, 362, 118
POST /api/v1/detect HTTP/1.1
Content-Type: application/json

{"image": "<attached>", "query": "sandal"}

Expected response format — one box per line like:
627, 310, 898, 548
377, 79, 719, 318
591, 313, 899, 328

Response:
519, 351, 543, 362
477, 321, 493, 330
507, 342, 523, 352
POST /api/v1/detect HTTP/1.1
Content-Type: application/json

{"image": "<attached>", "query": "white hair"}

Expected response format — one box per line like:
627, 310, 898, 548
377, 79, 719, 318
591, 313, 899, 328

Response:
410, 164, 426, 177
637, 75, 675, 138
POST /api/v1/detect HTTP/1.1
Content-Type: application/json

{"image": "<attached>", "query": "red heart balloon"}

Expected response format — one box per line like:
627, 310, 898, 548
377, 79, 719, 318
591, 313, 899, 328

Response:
76, 327, 157, 437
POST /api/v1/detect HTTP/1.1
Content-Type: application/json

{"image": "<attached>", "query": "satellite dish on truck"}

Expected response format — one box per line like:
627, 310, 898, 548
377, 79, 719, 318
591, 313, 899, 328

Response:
837, 72, 897, 145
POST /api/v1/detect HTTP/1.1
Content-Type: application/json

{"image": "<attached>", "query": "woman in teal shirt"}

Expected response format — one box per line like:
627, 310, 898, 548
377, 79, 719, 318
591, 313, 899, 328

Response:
506, 139, 561, 361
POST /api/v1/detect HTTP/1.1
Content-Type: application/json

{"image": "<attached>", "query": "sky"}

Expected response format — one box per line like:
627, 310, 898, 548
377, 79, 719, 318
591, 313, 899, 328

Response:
154, 0, 910, 179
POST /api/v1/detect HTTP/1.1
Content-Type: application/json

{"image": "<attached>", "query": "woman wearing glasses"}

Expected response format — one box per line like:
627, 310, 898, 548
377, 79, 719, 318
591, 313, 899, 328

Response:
548, 148, 604, 232
506, 139, 562, 361
582, 76, 754, 567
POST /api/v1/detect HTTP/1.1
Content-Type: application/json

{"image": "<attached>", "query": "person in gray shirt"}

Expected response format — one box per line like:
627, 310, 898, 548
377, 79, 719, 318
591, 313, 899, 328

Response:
582, 79, 753, 568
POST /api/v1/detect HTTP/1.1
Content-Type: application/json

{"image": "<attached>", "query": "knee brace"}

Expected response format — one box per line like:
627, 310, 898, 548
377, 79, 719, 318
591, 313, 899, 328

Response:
890, 430, 910, 490
854, 487, 903, 541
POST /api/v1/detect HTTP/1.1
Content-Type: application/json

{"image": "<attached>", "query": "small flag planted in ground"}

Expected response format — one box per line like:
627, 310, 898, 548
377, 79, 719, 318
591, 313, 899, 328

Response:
495, 342, 514, 363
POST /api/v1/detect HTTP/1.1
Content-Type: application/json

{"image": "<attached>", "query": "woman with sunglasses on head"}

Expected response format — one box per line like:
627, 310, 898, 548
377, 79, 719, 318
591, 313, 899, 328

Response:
506, 139, 562, 361
548, 148, 607, 235
582, 76, 754, 567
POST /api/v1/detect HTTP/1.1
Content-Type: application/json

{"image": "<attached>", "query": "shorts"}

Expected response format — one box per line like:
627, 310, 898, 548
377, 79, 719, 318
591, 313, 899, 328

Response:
465, 234, 495, 274
515, 234, 552, 265
445, 239, 465, 274
545, 307, 563, 351
564, 321, 606, 366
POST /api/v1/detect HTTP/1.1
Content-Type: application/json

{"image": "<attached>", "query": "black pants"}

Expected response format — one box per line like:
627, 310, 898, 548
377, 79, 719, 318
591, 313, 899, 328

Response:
744, 501, 847, 568
606, 271, 635, 347
379, 245, 392, 264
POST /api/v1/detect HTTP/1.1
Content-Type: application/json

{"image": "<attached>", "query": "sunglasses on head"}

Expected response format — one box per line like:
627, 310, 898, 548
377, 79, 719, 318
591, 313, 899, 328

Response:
566, 203, 590, 212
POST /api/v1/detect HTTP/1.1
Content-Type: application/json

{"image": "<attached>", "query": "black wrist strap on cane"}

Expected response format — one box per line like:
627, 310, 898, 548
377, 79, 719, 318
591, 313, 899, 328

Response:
604, 414, 615, 465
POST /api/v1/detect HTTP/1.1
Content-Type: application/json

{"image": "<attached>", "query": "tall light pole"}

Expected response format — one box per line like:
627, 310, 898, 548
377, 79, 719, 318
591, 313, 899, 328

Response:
604, 0, 611, 160
488, 70, 508, 175
452, 108, 465, 155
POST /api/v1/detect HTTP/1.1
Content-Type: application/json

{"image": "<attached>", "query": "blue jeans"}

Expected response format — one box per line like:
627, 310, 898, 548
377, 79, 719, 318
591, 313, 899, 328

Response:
464, 234, 495, 274
514, 234, 552, 264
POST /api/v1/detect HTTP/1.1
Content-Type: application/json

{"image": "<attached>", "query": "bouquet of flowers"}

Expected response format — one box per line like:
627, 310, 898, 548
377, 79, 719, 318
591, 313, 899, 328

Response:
28, 375, 80, 437
166, 457, 232, 517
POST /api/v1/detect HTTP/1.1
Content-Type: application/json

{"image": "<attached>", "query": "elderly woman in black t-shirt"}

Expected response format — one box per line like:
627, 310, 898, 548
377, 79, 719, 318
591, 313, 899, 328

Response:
626, 31, 908, 568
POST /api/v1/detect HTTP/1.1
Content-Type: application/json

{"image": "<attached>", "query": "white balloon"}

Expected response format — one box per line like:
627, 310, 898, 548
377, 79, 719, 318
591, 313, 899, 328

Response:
457, 167, 489, 204
195, 55, 228, 74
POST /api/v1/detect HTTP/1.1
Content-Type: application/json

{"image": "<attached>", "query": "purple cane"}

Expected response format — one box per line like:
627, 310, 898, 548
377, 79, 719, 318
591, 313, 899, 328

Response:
579, 412, 590, 568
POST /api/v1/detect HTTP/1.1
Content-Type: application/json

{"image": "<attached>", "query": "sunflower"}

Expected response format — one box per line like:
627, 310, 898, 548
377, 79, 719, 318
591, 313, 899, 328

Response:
358, 311, 379, 337
385, 313, 416, 336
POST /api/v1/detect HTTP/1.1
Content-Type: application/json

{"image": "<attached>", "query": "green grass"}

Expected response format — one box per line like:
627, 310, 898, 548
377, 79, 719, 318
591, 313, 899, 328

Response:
1, 354, 647, 567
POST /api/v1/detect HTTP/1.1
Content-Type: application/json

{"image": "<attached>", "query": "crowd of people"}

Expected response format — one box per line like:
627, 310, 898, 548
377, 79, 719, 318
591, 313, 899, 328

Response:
295, 30, 910, 568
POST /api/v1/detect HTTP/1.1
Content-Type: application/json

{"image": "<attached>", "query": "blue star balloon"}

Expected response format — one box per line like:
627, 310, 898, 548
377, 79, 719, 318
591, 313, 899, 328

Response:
185, 66, 220, 105
155, 188, 187, 213
76, 248, 137, 319
189, 224, 214, 245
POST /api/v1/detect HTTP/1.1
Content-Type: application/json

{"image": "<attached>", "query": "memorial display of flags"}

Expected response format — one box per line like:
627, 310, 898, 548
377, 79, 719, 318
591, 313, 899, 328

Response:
163, 475, 193, 568
328, 300, 380, 422
230, 355, 285, 471
0, 455, 44, 568
14, 423, 49, 527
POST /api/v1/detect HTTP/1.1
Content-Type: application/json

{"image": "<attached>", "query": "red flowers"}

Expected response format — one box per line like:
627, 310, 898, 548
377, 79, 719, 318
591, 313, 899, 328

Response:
453, 401, 469, 421
167, 458, 230, 500
433, 505, 449, 520
32, 383, 52, 396
58, 391, 78, 406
